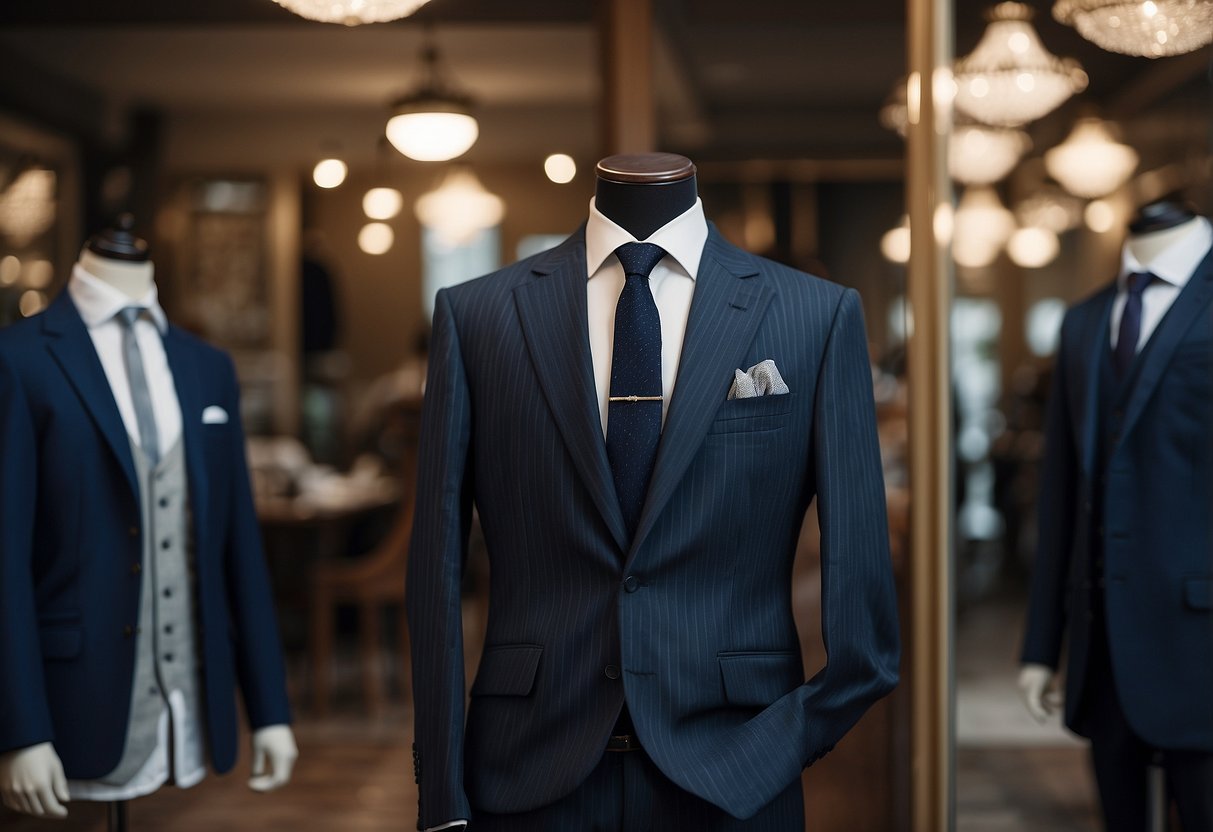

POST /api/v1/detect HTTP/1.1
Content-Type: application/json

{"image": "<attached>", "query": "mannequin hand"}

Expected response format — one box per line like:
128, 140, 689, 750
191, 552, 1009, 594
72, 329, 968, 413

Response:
1018, 663, 1062, 723
249, 725, 297, 793
0, 742, 70, 818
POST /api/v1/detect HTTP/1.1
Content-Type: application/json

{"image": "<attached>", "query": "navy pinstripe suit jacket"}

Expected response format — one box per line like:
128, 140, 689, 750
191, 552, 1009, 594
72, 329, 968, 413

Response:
406, 225, 900, 827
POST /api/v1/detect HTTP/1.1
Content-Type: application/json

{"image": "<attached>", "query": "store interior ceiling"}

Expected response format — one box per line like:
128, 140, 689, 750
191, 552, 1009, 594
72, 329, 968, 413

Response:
0, 0, 1207, 170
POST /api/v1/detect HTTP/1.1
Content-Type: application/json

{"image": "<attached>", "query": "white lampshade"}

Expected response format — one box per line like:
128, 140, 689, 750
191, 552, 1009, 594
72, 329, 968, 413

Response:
954, 2, 1087, 127
312, 158, 347, 189
950, 124, 1032, 184
881, 216, 912, 264
1054, 0, 1213, 57
271, 0, 433, 25
1007, 225, 1061, 268
358, 222, 394, 255
362, 187, 404, 220
1084, 199, 1118, 232
1045, 118, 1138, 199
386, 109, 479, 162
415, 169, 505, 246
954, 186, 1015, 267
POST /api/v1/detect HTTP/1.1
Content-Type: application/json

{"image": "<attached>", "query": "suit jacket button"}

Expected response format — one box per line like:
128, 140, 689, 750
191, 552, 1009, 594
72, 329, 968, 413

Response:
623, 576, 640, 593
129, 526, 139, 537
123, 625, 134, 637
131, 563, 142, 575
604, 664, 620, 680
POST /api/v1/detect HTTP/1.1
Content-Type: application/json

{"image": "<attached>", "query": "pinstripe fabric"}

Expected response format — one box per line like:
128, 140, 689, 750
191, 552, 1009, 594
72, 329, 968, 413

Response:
406, 225, 901, 828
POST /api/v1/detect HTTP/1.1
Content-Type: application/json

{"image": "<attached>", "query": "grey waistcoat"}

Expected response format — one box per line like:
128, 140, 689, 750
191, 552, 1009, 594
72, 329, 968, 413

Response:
100, 439, 205, 785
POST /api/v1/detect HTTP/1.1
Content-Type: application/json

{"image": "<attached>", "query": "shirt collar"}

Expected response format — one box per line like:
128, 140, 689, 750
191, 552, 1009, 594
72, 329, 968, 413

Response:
1119, 215, 1213, 290
68, 262, 169, 334
585, 196, 708, 281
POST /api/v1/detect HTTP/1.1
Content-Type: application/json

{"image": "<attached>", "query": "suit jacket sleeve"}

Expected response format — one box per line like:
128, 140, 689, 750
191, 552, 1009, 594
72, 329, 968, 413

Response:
1021, 313, 1078, 669
220, 356, 293, 729
0, 351, 55, 755
781, 288, 901, 766
406, 288, 474, 829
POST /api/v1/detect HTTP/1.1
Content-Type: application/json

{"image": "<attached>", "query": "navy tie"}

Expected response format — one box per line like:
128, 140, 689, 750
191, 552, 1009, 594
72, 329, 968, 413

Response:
1114, 271, 1154, 377
607, 242, 667, 541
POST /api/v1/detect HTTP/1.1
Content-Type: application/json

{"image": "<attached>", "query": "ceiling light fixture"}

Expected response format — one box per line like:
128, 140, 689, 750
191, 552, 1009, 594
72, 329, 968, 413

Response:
954, 2, 1087, 127
1045, 117, 1139, 198
950, 123, 1032, 184
313, 158, 348, 189
386, 40, 479, 162
1054, 0, 1213, 57
270, 0, 433, 26
363, 187, 404, 220
414, 168, 504, 246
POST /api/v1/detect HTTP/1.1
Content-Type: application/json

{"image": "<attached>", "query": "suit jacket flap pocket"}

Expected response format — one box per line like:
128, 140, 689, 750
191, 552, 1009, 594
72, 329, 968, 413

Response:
471, 644, 543, 697
39, 626, 82, 659
1183, 577, 1212, 611
718, 650, 803, 707
713, 392, 795, 422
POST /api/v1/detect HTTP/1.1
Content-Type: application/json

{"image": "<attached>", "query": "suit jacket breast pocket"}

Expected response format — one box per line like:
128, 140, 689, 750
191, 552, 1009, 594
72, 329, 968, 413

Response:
707, 393, 795, 434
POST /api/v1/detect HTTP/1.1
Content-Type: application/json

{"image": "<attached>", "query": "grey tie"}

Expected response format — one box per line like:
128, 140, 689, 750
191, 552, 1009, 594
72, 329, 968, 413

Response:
117, 307, 160, 466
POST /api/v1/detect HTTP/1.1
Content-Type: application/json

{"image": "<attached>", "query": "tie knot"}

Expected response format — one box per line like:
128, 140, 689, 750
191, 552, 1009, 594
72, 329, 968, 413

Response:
1127, 271, 1154, 296
615, 243, 667, 280
116, 307, 145, 329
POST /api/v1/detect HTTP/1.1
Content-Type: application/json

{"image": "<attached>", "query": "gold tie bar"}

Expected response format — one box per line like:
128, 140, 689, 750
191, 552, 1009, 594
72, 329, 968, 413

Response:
608, 395, 663, 402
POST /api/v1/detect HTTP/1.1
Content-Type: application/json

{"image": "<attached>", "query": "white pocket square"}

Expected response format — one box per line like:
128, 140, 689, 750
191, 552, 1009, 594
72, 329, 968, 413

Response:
728, 359, 790, 400
201, 405, 229, 425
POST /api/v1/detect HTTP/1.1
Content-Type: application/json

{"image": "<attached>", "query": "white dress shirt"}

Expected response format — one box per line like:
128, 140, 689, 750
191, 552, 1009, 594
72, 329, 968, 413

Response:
1110, 217, 1213, 351
585, 196, 709, 436
65, 264, 204, 801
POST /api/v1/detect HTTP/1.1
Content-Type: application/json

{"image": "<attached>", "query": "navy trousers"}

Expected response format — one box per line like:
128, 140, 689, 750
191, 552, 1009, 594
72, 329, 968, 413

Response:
471, 748, 804, 832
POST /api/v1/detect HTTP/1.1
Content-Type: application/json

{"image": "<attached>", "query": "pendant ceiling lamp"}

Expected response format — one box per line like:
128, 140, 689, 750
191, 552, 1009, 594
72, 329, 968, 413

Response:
1045, 117, 1139, 198
414, 168, 504, 246
0, 166, 56, 247
954, 186, 1016, 269
954, 2, 1087, 127
950, 123, 1032, 184
386, 41, 478, 162
1054, 0, 1213, 57
270, 0, 433, 26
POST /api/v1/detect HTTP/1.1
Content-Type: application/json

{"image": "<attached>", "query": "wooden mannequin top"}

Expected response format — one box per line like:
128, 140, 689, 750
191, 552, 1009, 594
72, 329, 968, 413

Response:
594, 153, 699, 241
79, 216, 155, 301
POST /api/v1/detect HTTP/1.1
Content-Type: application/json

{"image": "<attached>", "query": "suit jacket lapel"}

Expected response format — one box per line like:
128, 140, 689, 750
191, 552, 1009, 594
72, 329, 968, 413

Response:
42, 292, 139, 499
1077, 288, 1115, 480
514, 229, 630, 554
1116, 246, 1213, 452
626, 229, 772, 567
162, 327, 211, 553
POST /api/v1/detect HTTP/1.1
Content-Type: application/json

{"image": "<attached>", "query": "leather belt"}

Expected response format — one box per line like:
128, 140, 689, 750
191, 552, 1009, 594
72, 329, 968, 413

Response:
606, 734, 641, 752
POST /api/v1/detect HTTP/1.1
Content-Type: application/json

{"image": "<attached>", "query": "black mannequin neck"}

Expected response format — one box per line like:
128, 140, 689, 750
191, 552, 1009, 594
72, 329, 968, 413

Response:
594, 174, 698, 241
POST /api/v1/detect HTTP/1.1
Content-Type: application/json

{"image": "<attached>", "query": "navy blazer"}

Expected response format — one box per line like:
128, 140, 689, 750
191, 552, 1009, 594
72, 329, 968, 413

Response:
1022, 247, 1213, 750
0, 292, 292, 778
406, 226, 900, 825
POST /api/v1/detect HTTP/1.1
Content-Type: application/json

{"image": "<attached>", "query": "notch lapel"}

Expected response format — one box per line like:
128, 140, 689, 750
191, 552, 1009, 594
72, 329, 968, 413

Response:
1116, 247, 1213, 452
626, 231, 772, 568
514, 231, 630, 554
42, 293, 139, 499
162, 328, 211, 554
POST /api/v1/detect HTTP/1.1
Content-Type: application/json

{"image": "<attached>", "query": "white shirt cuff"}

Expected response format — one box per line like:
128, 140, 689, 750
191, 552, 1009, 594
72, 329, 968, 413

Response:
422, 821, 468, 831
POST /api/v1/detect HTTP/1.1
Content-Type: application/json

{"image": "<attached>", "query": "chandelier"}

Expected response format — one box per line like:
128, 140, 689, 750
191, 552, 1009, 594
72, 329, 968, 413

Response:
954, 186, 1016, 268
415, 168, 504, 246
270, 0, 433, 26
950, 123, 1032, 184
954, 2, 1087, 127
1015, 187, 1084, 233
386, 42, 479, 162
1054, 0, 1213, 57
1045, 117, 1139, 198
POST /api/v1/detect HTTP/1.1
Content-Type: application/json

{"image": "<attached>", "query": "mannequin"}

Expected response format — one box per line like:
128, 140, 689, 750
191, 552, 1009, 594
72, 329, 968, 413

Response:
1020, 200, 1213, 830
0, 216, 297, 825
408, 152, 897, 831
